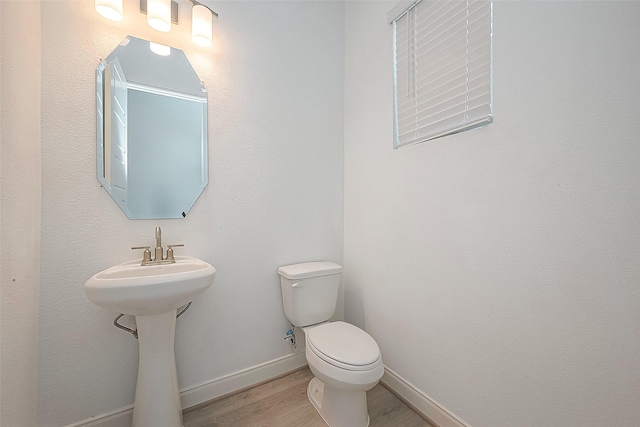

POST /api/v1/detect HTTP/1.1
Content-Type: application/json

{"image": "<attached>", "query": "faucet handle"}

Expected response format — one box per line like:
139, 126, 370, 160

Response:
166, 244, 184, 262
132, 246, 152, 264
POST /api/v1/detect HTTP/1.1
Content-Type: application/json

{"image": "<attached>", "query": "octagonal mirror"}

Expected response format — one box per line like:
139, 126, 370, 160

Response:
96, 36, 208, 219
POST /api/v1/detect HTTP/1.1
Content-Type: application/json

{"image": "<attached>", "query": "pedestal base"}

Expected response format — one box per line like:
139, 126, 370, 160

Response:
132, 310, 183, 427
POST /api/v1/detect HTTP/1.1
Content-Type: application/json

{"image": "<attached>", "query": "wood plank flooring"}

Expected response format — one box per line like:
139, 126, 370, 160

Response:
183, 367, 433, 427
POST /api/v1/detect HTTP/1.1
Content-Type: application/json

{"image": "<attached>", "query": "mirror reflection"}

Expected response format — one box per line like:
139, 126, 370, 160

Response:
96, 36, 208, 219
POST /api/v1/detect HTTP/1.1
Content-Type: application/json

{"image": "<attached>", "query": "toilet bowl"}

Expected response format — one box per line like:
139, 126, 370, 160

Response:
278, 262, 383, 427
303, 322, 384, 427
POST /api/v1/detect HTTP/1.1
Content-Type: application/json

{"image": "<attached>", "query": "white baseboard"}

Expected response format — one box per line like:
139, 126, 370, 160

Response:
66, 352, 307, 427
381, 366, 470, 427
180, 352, 307, 409
65, 406, 133, 427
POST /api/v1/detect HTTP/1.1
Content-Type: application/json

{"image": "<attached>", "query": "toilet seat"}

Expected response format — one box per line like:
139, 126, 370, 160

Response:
306, 322, 382, 371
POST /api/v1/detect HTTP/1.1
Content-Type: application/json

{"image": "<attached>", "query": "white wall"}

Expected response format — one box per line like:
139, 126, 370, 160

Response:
37, 1, 344, 425
0, 1, 42, 425
344, 1, 640, 427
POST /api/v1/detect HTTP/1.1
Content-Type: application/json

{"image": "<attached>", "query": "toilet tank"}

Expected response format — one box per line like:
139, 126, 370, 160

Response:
278, 262, 342, 327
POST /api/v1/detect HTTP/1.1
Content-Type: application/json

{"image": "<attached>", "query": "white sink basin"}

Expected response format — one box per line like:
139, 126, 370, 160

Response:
85, 256, 216, 316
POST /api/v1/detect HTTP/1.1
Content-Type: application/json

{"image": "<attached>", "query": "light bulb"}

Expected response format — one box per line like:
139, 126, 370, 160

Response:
95, 0, 123, 21
191, 4, 212, 47
147, 0, 172, 32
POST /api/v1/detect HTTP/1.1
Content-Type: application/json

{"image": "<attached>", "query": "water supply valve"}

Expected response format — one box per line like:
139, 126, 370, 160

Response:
284, 328, 297, 350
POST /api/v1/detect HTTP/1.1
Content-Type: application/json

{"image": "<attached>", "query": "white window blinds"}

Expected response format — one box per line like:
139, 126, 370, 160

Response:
390, 0, 493, 149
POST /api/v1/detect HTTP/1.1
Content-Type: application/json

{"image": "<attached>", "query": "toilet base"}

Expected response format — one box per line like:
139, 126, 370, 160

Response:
307, 377, 370, 427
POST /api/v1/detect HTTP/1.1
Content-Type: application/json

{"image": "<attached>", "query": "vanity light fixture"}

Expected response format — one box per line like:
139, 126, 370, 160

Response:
141, 0, 217, 46
95, 0, 218, 47
95, 0, 123, 21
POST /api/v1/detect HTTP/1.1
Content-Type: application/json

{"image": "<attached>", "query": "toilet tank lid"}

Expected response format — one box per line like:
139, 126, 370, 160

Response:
278, 262, 342, 280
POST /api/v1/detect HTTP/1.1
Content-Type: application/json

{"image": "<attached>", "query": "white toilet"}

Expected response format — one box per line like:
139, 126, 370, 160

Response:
278, 262, 383, 427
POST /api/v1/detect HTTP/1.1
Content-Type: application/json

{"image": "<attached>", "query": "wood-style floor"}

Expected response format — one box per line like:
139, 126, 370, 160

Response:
183, 367, 433, 427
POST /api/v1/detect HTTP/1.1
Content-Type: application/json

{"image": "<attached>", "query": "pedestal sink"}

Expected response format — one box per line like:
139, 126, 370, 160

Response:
85, 256, 215, 427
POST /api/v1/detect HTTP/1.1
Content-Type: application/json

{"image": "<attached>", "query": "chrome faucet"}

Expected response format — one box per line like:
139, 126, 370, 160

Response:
132, 227, 184, 266
154, 227, 163, 262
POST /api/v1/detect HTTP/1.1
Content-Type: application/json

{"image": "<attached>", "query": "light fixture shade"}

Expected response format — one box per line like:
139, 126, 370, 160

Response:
147, 0, 172, 32
95, 0, 123, 21
191, 5, 212, 47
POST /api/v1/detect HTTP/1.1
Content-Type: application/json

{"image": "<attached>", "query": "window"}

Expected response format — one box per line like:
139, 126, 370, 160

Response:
389, 0, 493, 149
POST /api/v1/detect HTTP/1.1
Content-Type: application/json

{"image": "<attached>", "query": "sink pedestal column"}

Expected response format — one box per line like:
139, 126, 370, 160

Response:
132, 310, 183, 427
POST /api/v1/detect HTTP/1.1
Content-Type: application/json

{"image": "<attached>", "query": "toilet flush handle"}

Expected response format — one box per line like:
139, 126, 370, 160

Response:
291, 282, 304, 288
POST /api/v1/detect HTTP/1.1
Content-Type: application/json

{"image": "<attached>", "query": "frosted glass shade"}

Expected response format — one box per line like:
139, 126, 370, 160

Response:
147, 0, 172, 32
191, 5, 212, 47
95, 0, 123, 21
